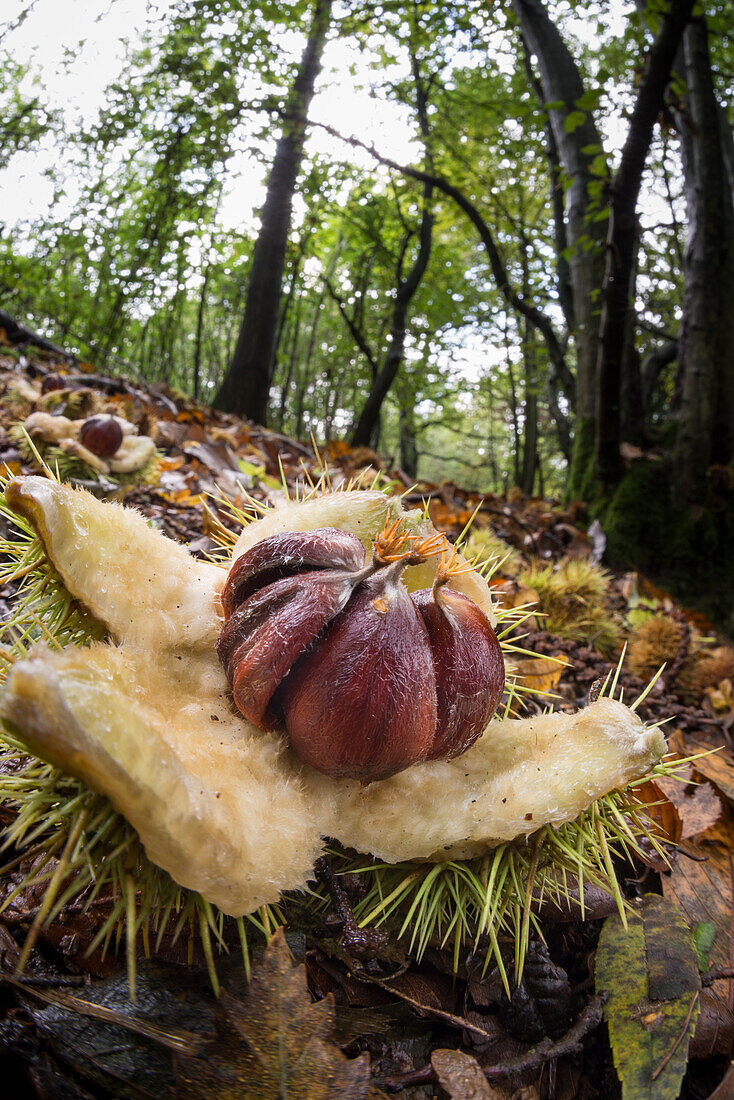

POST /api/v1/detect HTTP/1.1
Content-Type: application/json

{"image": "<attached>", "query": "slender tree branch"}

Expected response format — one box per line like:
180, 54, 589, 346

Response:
309, 119, 572, 407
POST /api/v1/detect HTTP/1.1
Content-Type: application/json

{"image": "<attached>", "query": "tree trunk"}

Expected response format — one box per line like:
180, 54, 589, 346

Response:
350, 188, 433, 448
598, 15, 734, 634
674, 17, 734, 497
595, 0, 694, 485
520, 323, 538, 496
213, 0, 332, 422
192, 261, 211, 401
276, 292, 304, 429
398, 383, 418, 479
512, 0, 606, 426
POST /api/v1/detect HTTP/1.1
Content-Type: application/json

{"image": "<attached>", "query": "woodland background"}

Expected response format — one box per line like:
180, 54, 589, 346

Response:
2, 3, 734, 1098
1, 0, 733, 630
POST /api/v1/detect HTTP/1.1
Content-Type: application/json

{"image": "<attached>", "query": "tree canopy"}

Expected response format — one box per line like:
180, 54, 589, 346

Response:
1, 0, 733, 621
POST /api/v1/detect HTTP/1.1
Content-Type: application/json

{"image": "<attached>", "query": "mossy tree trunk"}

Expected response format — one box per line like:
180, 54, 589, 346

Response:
512, 0, 606, 438
594, 0, 695, 485
673, 18, 734, 500
597, 14, 734, 631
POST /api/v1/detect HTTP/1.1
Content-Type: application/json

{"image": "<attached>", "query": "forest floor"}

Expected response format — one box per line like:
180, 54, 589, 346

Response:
0, 324, 733, 1099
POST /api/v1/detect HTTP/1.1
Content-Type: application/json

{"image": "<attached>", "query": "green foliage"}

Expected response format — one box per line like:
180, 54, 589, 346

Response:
0, 51, 57, 172
1, 0, 732, 515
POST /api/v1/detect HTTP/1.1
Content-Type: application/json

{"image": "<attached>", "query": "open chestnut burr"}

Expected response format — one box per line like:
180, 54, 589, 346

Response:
218, 518, 505, 782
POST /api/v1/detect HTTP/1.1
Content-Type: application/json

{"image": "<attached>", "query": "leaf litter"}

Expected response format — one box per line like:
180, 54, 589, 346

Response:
0, 329, 733, 1096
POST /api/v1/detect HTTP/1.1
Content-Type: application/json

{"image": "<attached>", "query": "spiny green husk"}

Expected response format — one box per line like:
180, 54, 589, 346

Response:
11, 426, 164, 487
517, 557, 622, 656
0, 469, 678, 991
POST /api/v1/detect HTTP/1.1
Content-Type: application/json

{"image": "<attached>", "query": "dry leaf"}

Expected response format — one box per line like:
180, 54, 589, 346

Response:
513, 654, 565, 695
706, 679, 734, 713
654, 776, 722, 840
633, 780, 682, 849
431, 1048, 500, 1098
683, 740, 734, 806
175, 929, 371, 1099
663, 839, 734, 1057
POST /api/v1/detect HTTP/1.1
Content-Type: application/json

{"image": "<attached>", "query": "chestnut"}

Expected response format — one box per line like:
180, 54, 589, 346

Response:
79, 415, 123, 458
41, 373, 65, 394
218, 521, 505, 782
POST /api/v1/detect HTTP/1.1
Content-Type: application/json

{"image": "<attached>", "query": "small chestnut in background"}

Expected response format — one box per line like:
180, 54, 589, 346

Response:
41, 373, 65, 394
218, 520, 505, 782
79, 415, 123, 458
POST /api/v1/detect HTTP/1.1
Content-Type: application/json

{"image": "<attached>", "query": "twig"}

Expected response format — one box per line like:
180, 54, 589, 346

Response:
702, 967, 734, 987
360, 973, 501, 1042
375, 1064, 435, 1092
651, 990, 700, 1081
483, 993, 607, 1079
374, 995, 608, 1092
314, 856, 387, 961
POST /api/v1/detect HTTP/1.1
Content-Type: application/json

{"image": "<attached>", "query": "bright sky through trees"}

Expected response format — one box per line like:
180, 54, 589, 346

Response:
2, 0, 421, 232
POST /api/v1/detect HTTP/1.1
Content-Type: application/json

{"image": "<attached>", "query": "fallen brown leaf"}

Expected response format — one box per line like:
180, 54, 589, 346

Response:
175, 928, 371, 1099
654, 775, 722, 840
431, 1048, 501, 1098
663, 840, 734, 1056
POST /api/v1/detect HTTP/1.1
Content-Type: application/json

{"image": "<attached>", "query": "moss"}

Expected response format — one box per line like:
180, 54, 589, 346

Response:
567, 417, 599, 502
597, 458, 734, 635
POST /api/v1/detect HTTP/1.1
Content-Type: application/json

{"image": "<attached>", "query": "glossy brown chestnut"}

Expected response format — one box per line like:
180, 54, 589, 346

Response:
411, 581, 505, 760
41, 373, 65, 394
80, 415, 123, 458
279, 559, 437, 781
217, 524, 505, 782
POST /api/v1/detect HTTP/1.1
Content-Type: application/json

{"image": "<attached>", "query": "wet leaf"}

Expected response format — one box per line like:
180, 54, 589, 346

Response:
691, 921, 716, 971
5, 959, 219, 1099
595, 894, 700, 1099
683, 739, 734, 806
500, 940, 573, 1042
431, 1048, 498, 1098
663, 831, 734, 1056
708, 1063, 734, 1099
174, 928, 372, 1099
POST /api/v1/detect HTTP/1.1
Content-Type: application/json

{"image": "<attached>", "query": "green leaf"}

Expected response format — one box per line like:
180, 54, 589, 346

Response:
595, 895, 701, 1100
691, 921, 716, 972
575, 89, 601, 111
591, 153, 609, 178
563, 110, 586, 133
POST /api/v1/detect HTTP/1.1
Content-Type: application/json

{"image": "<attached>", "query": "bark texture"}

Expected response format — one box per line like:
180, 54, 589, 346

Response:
674, 18, 734, 497
595, 0, 695, 484
512, 0, 606, 423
